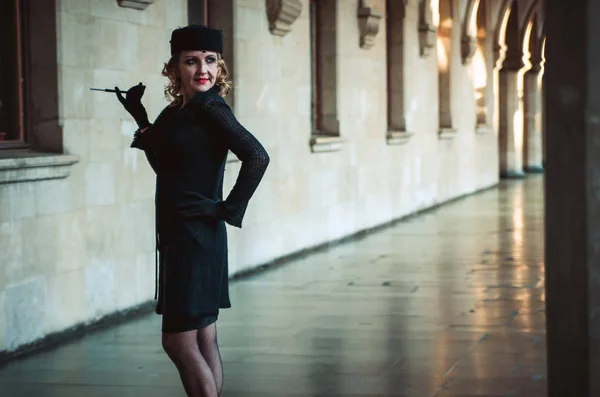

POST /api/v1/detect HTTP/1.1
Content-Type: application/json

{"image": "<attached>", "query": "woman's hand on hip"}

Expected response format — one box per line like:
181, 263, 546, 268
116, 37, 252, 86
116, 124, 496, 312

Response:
178, 191, 226, 220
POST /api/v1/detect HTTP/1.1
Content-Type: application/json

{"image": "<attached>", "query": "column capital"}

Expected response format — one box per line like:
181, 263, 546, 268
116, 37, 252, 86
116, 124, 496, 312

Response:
528, 62, 541, 74
502, 50, 525, 71
528, 50, 543, 73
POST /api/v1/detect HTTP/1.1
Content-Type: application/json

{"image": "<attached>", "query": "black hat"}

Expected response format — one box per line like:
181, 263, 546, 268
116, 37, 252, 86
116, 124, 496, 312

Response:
170, 24, 223, 55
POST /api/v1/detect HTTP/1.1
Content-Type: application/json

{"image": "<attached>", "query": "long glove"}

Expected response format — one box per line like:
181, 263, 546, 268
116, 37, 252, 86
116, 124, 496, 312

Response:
178, 191, 227, 220
115, 82, 150, 129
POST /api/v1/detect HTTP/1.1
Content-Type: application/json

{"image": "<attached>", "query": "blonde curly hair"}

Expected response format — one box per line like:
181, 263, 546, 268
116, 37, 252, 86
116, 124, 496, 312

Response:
161, 52, 232, 107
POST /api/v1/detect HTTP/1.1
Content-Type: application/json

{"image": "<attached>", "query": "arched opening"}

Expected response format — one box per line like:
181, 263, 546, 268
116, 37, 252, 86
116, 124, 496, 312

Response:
523, 15, 544, 173
472, 0, 489, 130
539, 35, 546, 167
497, 0, 527, 178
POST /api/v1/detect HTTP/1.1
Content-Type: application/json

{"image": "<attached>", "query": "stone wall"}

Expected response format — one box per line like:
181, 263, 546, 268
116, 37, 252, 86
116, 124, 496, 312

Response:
225, 0, 498, 270
0, 0, 498, 354
0, 0, 185, 353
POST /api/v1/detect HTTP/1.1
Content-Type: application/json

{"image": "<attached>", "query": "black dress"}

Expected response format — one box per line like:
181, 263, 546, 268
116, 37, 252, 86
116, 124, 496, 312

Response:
131, 85, 270, 333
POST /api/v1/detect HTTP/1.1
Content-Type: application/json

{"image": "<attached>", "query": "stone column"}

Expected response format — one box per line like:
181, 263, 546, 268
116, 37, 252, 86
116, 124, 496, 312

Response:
541, 79, 546, 167
545, 0, 600, 396
523, 57, 544, 173
498, 52, 525, 178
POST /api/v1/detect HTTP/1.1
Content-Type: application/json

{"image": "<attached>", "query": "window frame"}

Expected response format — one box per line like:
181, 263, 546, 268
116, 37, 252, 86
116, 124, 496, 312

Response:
1, 0, 28, 149
309, 0, 322, 133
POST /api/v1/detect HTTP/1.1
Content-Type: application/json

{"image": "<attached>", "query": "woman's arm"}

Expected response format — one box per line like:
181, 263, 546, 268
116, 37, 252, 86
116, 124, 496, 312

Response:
130, 125, 159, 173
130, 104, 174, 173
200, 97, 270, 227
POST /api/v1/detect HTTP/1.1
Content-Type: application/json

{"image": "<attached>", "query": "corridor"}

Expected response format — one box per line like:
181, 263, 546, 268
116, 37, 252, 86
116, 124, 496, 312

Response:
0, 176, 546, 397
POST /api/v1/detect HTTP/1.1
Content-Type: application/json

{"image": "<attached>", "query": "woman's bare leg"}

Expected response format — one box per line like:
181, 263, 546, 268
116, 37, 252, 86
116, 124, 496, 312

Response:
197, 323, 223, 396
162, 330, 218, 397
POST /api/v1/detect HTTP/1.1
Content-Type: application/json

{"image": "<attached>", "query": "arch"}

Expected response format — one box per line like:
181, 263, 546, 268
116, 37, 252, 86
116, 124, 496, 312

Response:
519, 0, 540, 38
502, 1, 522, 69
539, 21, 546, 56
492, 0, 512, 67
535, 2, 545, 41
520, 10, 535, 69
539, 34, 546, 166
539, 34, 546, 65
462, 0, 479, 39
460, 0, 479, 63
522, 14, 544, 173
418, 0, 436, 56
496, 1, 528, 178
519, 0, 540, 65
471, 0, 489, 129
491, 0, 514, 140
493, 0, 512, 44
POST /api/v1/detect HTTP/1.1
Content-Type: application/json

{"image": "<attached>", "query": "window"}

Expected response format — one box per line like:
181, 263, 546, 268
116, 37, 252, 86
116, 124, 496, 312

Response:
0, 0, 26, 147
386, 0, 411, 144
188, 0, 210, 25
437, 0, 454, 135
474, 0, 488, 128
188, 0, 234, 108
309, 0, 339, 138
310, 0, 321, 133
0, 0, 79, 184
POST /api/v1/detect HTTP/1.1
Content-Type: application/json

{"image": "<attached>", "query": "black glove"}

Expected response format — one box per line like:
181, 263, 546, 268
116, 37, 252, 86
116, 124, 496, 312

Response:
178, 191, 226, 220
115, 83, 150, 129
130, 128, 147, 149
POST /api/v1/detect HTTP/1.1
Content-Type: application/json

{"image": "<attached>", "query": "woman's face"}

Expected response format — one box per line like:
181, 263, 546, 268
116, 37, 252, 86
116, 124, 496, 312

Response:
177, 50, 218, 100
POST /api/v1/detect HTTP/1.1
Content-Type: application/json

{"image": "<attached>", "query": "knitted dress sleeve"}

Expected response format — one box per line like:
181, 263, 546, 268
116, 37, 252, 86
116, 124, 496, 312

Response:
130, 105, 173, 173
130, 127, 159, 173
200, 97, 270, 227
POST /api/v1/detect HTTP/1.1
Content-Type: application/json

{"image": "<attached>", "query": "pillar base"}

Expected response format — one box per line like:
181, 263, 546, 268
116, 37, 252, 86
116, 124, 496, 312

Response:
500, 170, 526, 179
524, 165, 544, 173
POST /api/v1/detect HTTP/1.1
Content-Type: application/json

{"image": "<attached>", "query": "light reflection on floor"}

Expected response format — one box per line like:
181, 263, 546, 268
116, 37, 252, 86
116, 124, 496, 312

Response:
0, 175, 546, 397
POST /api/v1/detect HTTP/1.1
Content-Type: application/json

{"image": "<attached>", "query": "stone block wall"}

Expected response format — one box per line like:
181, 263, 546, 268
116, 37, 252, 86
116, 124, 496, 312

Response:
0, 0, 498, 354
0, 0, 185, 353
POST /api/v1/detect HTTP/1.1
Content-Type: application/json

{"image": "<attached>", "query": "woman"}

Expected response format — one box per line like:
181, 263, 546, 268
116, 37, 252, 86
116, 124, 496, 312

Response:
115, 24, 270, 397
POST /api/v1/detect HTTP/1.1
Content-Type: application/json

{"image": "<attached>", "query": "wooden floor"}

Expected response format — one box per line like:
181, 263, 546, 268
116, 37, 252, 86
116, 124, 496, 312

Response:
0, 176, 547, 396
